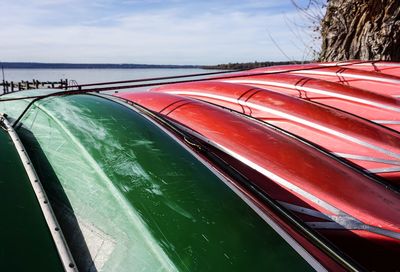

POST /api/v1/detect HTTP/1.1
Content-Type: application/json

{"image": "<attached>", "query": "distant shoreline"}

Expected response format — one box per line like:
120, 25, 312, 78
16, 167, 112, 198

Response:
1, 61, 309, 70
0, 62, 201, 69
202, 61, 310, 70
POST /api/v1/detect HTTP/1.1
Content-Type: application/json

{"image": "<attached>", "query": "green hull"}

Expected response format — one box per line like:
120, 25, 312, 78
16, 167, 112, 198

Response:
0, 119, 64, 271
1, 92, 313, 271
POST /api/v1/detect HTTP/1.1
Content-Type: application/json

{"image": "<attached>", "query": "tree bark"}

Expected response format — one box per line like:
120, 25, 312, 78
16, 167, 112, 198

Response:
319, 0, 400, 61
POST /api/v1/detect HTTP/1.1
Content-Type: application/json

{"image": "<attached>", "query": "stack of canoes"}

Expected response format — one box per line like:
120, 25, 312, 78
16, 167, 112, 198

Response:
1, 61, 400, 271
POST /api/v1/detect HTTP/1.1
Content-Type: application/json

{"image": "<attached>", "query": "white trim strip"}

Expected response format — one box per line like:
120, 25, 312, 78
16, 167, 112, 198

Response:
333, 153, 400, 166
289, 69, 400, 85
368, 167, 400, 174
352, 63, 400, 68
372, 120, 400, 125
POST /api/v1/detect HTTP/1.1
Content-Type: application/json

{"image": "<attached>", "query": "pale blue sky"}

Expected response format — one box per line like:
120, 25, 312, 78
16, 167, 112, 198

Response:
0, 0, 323, 65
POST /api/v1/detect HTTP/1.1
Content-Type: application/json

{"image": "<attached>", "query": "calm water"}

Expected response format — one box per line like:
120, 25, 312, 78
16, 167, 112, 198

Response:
1, 68, 220, 93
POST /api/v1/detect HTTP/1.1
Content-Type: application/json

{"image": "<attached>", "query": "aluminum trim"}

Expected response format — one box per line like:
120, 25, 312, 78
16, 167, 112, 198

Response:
278, 201, 331, 220
307, 222, 345, 230
372, 120, 400, 125
281, 201, 400, 239
289, 69, 400, 85
368, 167, 400, 174
333, 153, 400, 166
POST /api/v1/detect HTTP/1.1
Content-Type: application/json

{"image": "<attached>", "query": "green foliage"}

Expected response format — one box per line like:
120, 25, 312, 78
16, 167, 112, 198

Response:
202, 61, 309, 70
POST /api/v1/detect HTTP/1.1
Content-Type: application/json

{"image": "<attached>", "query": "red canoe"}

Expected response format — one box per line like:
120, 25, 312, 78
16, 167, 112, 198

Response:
152, 81, 400, 185
317, 61, 400, 77
181, 74, 400, 133
245, 64, 400, 97
246, 60, 400, 78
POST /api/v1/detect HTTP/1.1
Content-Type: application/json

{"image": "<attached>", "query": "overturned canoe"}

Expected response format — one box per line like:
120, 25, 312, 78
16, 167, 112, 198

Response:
233, 61, 400, 78
151, 81, 400, 185
214, 73, 400, 132
0, 91, 314, 271
246, 63, 400, 97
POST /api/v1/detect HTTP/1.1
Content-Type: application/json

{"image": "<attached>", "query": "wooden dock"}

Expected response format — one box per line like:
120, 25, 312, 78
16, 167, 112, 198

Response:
1, 79, 70, 94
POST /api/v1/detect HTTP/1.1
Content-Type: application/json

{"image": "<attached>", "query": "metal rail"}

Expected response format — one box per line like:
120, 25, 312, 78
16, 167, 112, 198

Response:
0, 60, 375, 102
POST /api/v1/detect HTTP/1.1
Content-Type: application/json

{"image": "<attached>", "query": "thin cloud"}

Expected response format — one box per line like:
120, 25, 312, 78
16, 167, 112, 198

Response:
0, 0, 320, 64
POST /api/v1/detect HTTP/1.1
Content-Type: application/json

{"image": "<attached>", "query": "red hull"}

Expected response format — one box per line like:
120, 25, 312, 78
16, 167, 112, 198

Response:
248, 60, 400, 78
246, 63, 400, 98
217, 73, 400, 132
152, 81, 400, 185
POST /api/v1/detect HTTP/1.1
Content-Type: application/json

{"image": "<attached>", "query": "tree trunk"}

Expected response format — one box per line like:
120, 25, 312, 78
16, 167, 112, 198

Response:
319, 0, 400, 61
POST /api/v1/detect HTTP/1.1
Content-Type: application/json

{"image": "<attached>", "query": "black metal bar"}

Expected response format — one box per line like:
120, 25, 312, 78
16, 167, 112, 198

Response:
66, 60, 374, 90
70, 69, 242, 88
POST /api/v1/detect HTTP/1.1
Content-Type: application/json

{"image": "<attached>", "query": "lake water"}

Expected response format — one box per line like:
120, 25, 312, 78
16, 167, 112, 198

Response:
1, 68, 221, 93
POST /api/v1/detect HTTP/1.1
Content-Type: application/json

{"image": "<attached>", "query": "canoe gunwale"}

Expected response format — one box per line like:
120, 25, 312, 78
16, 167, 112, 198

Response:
102, 93, 364, 272
0, 114, 77, 271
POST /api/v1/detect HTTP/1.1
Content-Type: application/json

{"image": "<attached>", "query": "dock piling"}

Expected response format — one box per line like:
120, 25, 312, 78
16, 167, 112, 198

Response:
1, 79, 69, 94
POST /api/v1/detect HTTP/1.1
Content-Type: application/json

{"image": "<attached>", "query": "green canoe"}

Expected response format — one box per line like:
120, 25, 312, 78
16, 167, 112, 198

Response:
0, 91, 313, 271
